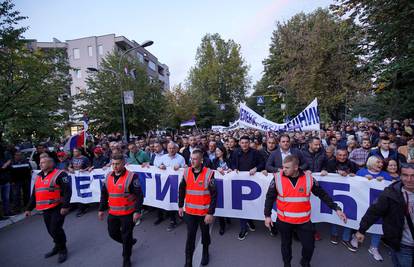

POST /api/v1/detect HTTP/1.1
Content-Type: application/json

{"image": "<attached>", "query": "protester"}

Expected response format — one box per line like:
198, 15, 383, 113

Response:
355, 163, 414, 267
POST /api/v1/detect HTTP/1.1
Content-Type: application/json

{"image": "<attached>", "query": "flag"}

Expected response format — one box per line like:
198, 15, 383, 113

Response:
180, 118, 196, 127
63, 131, 85, 152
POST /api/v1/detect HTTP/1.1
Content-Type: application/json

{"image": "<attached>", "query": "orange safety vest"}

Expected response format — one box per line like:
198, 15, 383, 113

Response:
184, 167, 213, 216
105, 170, 137, 216
34, 169, 64, 211
274, 172, 313, 224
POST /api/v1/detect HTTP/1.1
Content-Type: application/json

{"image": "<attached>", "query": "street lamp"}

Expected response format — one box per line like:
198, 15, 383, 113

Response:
87, 40, 154, 143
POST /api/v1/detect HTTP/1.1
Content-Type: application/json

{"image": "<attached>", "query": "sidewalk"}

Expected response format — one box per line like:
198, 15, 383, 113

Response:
0, 211, 40, 230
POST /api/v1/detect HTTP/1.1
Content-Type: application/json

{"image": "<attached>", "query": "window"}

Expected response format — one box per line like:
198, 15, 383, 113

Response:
148, 61, 156, 71
98, 45, 103, 55
137, 52, 144, 63
75, 69, 82, 79
88, 46, 93, 57
73, 48, 80, 59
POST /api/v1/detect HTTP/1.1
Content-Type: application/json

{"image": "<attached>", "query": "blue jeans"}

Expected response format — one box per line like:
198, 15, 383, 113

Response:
0, 183, 10, 215
391, 244, 414, 267
331, 224, 352, 241
370, 233, 381, 248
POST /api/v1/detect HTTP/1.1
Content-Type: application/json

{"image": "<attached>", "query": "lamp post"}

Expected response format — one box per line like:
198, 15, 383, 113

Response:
87, 40, 153, 143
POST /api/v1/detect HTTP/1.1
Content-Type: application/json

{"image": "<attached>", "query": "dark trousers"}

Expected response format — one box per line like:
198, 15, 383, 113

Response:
107, 213, 135, 260
277, 220, 314, 265
240, 218, 254, 231
43, 206, 67, 251
184, 213, 210, 256
11, 179, 31, 210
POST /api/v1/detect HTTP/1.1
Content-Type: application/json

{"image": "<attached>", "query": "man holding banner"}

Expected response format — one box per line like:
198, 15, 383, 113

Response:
98, 154, 144, 267
264, 155, 347, 267
178, 150, 217, 267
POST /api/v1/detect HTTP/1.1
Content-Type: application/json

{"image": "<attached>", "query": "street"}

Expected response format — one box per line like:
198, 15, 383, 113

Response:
0, 206, 391, 267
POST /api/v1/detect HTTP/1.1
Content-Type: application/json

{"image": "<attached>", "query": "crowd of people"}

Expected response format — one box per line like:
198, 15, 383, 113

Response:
1, 118, 414, 266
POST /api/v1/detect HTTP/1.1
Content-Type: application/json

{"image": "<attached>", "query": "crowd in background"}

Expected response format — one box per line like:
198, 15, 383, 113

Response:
0, 117, 414, 262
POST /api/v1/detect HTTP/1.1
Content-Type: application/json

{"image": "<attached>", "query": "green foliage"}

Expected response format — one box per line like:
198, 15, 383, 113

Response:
0, 0, 72, 143
256, 8, 368, 121
186, 33, 250, 126
332, 0, 414, 119
79, 52, 166, 135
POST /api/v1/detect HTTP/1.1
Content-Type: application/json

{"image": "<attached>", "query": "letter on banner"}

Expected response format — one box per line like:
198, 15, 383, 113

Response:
215, 179, 224, 209
75, 176, 92, 198
318, 181, 357, 220
136, 172, 152, 197
155, 174, 178, 202
231, 180, 261, 210
92, 174, 105, 189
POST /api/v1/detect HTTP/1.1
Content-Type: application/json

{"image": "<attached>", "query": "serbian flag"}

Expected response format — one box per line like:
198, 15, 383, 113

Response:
63, 131, 85, 152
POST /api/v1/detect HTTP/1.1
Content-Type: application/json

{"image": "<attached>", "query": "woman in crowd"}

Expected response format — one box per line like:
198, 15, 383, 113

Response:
212, 146, 232, 235
386, 159, 400, 181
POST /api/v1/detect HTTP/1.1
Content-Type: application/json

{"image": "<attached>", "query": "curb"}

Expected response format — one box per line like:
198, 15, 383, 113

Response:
0, 211, 40, 230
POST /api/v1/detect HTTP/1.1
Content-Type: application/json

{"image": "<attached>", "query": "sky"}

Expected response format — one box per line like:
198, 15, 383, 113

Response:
15, 0, 334, 89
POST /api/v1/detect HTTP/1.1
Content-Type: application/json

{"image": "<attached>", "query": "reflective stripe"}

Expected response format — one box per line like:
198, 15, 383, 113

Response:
186, 190, 210, 196
124, 171, 135, 193
35, 188, 60, 192
277, 196, 310, 202
109, 193, 129, 197
185, 203, 210, 209
49, 170, 63, 188
36, 199, 60, 205
277, 210, 311, 218
110, 205, 135, 211
183, 167, 190, 182
275, 172, 283, 195
204, 168, 212, 189
305, 173, 312, 194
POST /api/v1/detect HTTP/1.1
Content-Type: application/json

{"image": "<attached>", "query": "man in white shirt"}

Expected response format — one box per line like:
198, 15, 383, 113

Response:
154, 142, 186, 231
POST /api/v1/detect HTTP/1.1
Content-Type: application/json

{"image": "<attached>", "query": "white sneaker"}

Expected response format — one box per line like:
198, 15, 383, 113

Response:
368, 247, 383, 261
350, 234, 359, 248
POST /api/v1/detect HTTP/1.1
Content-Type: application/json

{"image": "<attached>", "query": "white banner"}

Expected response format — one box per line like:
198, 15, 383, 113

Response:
32, 166, 389, 234
239, 98, 320, 132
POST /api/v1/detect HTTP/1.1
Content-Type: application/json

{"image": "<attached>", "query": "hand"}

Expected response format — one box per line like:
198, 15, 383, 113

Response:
141, 162, 149, 168
24, 211, 31, 217
355, 231, 365, 243
320, 170, 328, 176
159, 164, 166, 170
336, 210, 347, 223
264, 216, 273, 230
305, 170, 312, 176
98, 211, 104, 221
60, 208, 69, 216
338, 170, 348, 177
376, 176, 384, 182
133, 212, 141, 223
249, 167, 257, 176
217, 168, 225, 176
204, 214, 214, 224
262, 170, 268, 176
87, 167, 94, 172
178, 208, 184, 217
365, 175, 373, 180
349, 173, 356, 177
173, 165, 180, 171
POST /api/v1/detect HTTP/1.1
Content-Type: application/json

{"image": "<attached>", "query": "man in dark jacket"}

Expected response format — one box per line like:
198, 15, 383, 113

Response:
266, 134, 305, 173
231, 135, 265, 240
259, 137, 277, 162
355, 163, 414, 267
301, 137, 328, 172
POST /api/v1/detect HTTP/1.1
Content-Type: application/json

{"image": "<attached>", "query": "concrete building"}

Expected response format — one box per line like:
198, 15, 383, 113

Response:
32, 34, 170, 134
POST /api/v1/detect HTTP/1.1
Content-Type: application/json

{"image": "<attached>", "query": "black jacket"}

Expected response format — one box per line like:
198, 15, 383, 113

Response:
301, 148, 328, 172
358, 181, 408, 251
231, 148, 265, 172
265, 147, 305, 173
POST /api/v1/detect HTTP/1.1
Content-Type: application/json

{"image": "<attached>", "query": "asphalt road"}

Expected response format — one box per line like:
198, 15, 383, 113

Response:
0, 206, 392, 267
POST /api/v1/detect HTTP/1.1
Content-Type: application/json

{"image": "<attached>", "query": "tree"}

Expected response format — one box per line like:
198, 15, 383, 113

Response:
161, 84, 198, 129
0, 0, 72, 143
258, 8, 368, 121
79, 52, 166, 136
187, 33, 250, 126
332, 0, 414, 119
